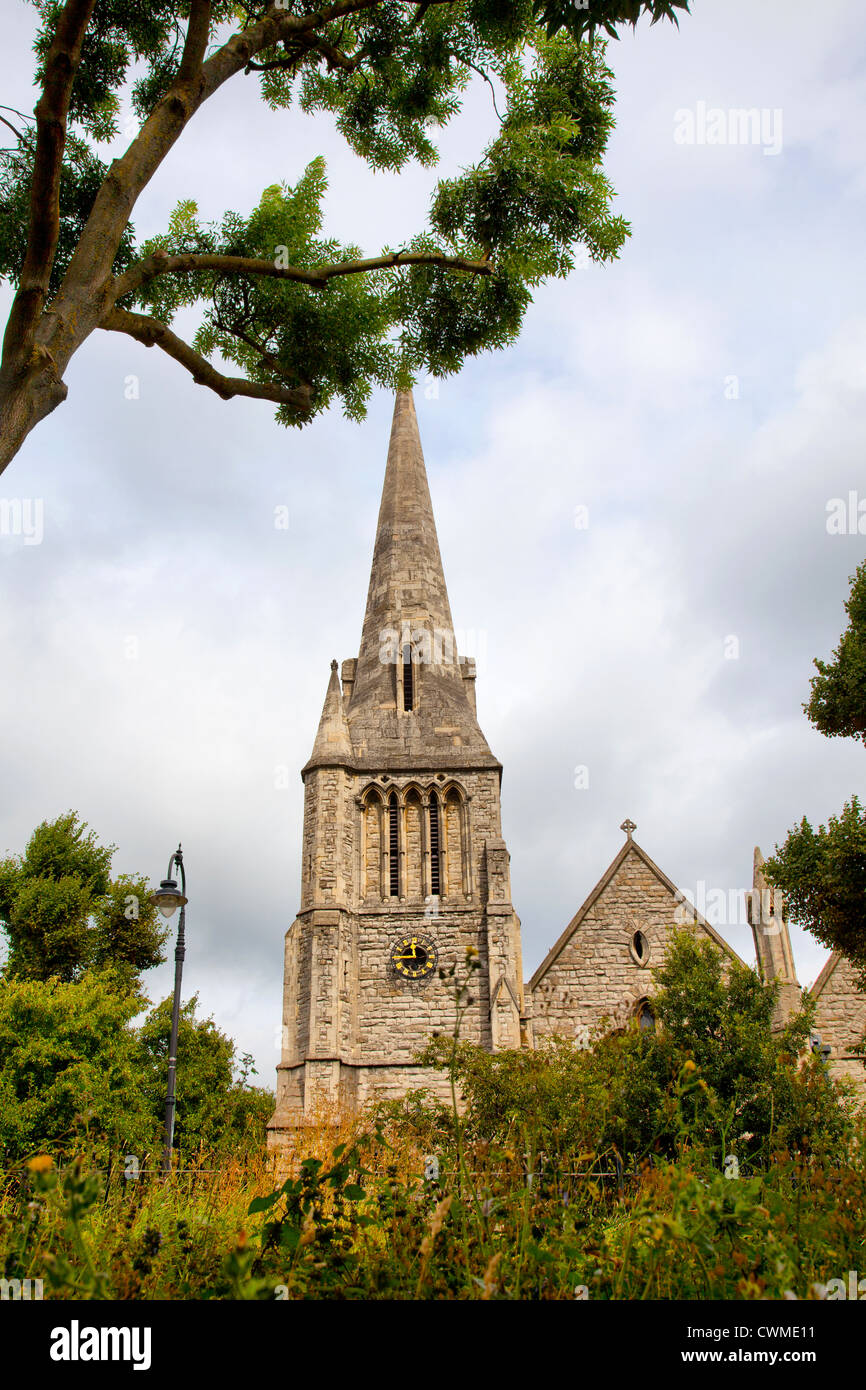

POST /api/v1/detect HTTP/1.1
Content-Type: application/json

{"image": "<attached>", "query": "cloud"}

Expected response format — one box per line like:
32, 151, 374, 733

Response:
1, 0, 864, 1076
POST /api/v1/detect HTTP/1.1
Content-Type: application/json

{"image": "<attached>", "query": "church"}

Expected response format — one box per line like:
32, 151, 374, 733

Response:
267, 393, 865, 1146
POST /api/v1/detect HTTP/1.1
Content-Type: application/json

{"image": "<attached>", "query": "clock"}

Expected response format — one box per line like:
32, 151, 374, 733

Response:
390, 933, 438, 981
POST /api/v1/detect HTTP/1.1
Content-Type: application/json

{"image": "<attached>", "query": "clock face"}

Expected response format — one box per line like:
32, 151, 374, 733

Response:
390, 933, 438, 981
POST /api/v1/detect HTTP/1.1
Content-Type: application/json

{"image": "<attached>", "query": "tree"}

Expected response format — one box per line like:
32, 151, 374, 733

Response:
0, 811, 166, 987
414, 932, 849, 1168
137, 994, 274, 1156
765, 799, 866, 984
805, 559, 866, 743
0, 968, 154, 1162
765, 565, 866, 979
0, 0, 688, 474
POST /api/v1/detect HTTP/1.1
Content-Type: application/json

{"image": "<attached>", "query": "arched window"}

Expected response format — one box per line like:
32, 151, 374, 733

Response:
388, 792, 399, 896
362, 789, 382, 898
444, 787, 464, 895
404, 789, 423, 898
637, 999, 655, 1033
402, 643, 414, 711
428, 791, 441, 896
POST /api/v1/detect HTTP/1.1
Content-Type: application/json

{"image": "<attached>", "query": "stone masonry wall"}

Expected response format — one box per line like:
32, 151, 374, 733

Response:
531, 845, 733, 1042
812, 953, 866, 1090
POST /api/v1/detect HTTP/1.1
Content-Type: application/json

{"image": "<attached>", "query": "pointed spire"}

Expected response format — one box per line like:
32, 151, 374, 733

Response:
354, 391, 455, 686
304, 659, 353, 771
346, 392, 498, 769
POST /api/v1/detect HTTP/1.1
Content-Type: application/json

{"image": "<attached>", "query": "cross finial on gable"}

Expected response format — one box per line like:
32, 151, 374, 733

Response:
620, 818, 636, 838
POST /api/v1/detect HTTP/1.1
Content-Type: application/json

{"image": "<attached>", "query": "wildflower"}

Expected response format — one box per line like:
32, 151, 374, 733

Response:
481, 1251, 502, 1300
27, 1155, 53, 1174
419, 1194, 453, 1258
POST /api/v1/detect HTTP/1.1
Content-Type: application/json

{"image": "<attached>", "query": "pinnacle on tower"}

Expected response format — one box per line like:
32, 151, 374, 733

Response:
304, 658, 353, 770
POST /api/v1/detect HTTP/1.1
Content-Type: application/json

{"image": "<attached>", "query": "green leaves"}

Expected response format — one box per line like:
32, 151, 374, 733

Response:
0, 971, 151, 1163
1, 1, 672, 455
532, 0, 691, 43
0, 132, 136, 295
764, 562, 866, 981
0, 812, 164, 986
805, 560, 866, 744
137, 994, 273, 1155
124, 22, 629, 420
765, 800, 866, 983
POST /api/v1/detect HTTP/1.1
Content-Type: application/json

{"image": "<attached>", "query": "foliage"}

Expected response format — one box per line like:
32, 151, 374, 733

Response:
1, 937, 861, 1303
416, 932, 855, 1171
137, 995, 274, 1158
765, 562, 866, 976
4, 1110, 866, 1301
0, 813, 272, 1163
533, 0, 690, 43
0, 0, 690, 470
0, 970, 152, 1165
765, 799, 866, 984
0, 811, 166, 988
805, 560, 866, 743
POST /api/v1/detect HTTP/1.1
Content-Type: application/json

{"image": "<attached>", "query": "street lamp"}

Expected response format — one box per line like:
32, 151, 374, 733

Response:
150, 844, 188, 1175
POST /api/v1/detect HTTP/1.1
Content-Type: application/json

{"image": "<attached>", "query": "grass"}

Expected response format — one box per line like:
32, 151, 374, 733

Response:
3, 1107, 866, 1300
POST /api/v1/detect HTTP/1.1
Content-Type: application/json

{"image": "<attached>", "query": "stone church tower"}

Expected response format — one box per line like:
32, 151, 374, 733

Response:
268, 393, 525, 1141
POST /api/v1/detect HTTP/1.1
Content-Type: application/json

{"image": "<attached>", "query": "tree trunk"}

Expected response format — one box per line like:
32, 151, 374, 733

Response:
0, 358, 68, 476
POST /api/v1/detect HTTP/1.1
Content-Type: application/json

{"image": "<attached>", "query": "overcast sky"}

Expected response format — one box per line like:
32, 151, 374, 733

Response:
1, 0, 864, 1083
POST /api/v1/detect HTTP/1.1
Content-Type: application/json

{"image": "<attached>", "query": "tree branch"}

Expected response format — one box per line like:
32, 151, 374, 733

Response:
111, 247, 494, 306
1, 0, 96, 370
177, 0, 213, 88
314, 249, 495, 281
100, 306, 312, 414
246, 30, 360, 74
0, 114, 23, 141
38, 0, 464, 373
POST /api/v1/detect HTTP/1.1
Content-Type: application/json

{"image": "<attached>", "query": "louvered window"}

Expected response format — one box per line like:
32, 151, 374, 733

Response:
388, 793, 399, 896
402, 644, 414, 711
429, 793, 441, 896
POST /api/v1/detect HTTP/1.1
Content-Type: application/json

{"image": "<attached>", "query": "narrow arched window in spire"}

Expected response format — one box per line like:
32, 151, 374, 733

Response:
402, 643, 414, 711
429, 791, 441, 896
388, 793, 399, 896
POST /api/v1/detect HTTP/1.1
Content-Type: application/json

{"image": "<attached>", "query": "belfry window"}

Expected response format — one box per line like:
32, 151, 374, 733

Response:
388, 793, 399, 896
402, 644, 414, 711
428, 793, 441, 896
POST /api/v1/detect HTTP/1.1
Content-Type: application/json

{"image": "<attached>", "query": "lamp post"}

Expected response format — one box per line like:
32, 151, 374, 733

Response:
150, 845, 188, 1176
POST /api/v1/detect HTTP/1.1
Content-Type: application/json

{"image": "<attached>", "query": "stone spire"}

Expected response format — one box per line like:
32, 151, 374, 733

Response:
346, 391, 498, 770
304, 659, 353, 771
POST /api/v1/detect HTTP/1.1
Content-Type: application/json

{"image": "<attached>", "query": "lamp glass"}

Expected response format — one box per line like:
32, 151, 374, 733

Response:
151, 879, 186, 920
